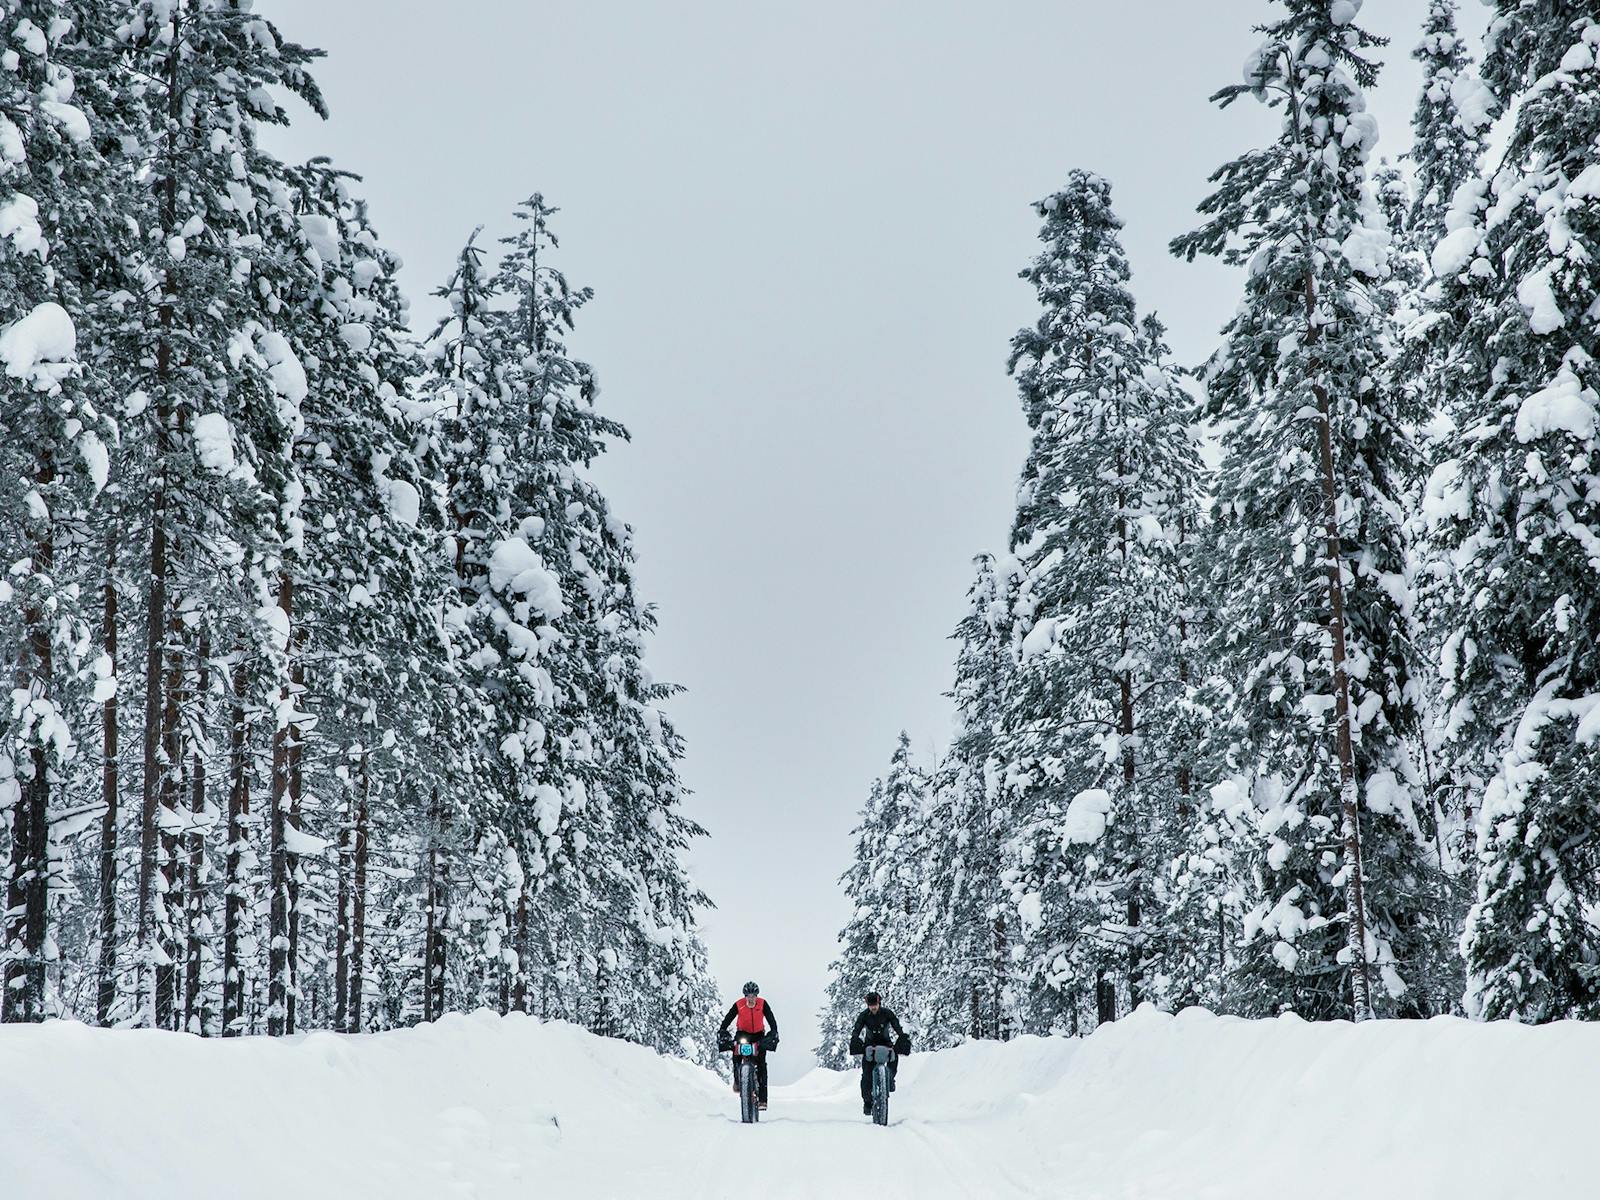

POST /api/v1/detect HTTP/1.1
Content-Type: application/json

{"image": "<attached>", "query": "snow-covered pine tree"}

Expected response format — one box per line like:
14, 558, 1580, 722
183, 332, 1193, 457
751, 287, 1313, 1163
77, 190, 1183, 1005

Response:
0, 2, 109, 1022
1408, 0, 1497, 255
873, 732, 933, 1016
999, 172, 1204, 1031
817, 736, 928, 1065
105, 0, 327, 1031
910, 554, 1016, 1046
1171, 0, 1440, 1022
1424, 4, 1600, 1021
816, 777, 887, 1069
485, 194, 613, 1023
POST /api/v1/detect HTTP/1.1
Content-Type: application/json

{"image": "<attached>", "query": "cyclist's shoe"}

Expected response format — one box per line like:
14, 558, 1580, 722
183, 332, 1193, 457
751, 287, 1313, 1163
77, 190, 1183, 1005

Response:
862, 1100, 872, 1116
759, 1101, 768, 1111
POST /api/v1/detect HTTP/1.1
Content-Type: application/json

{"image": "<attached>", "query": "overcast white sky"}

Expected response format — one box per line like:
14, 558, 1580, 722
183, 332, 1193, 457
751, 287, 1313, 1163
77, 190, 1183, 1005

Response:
267, 0, 1487, 1080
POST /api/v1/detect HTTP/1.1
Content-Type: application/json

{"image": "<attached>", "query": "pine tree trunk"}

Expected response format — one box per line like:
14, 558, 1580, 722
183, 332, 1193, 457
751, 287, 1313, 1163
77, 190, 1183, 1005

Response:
96, 523, 120, 1026
350, 750, 369, 1033
1305, 274, 1374, 1024
285, 631, 305, 1035
156, 608, 184, 1028
992, 912, 1007, 1039
334, 779, 351, 1032
1176, 511, 1194, 814
183, 627, 209, 1033
1116, 440, 1141, 1013
510, 886, 529, 1014
222, 654, 248, 1035
136, 0, 184, 1029
423, 786, 447, 1021
267, 574, 293, 1036
4, 447, 54, 1022
1095, 970, 1116, 1027
136, 476, 169, 1026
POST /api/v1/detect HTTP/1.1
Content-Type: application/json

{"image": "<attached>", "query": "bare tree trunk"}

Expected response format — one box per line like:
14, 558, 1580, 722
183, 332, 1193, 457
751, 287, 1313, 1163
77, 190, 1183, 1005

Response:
222, 653, 248, 1035
136, 0, 183, 1030
1176, 510, 1194, 815
510, 886, 529, 1014
349, 750, 369, 1033
285, 631, 305, 1035
1116, 440, 1141, 1013
992, 912, 1007, 1039
1305, 273, 1374, 1024
423, 787, 447, 1021
4, 447, 54, 1023
1095, 969, 1116, 1027
267, 574, 293, 1036
184, 627, 209, 1033
334, 778, 350, 1032
156, 608, 184, 1028
96, 523, 120, 1025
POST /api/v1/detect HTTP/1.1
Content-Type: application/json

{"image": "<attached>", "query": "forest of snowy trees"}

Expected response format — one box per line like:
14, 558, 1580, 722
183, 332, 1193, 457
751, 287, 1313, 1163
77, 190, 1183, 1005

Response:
0, 1, 718, 1054
820, 0, 1600, 1062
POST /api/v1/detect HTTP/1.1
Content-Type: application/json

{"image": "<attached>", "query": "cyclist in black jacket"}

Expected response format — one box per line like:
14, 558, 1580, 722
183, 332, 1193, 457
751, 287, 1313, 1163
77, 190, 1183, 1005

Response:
848, 991, 908, 1115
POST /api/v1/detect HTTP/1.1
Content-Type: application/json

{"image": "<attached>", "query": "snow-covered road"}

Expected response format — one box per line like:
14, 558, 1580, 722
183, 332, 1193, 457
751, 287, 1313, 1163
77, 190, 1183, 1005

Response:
3, 1005, 1593, 1199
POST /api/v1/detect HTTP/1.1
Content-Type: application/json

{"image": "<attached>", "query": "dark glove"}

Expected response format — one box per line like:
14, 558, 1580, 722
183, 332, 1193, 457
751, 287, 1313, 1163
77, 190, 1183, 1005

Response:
848, 1039, 864, 1056
894, 1032, 911, 1056
761, 1032, 779, 1052
716, 1029, 733, 1053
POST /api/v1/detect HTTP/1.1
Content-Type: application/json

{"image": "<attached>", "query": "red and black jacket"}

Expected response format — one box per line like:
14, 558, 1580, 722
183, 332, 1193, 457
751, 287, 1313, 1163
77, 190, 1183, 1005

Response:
720, 996, 778, 1044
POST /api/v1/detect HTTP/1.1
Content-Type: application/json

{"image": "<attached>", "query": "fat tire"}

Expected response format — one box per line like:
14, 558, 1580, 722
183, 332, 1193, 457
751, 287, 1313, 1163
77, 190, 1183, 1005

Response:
872, 1061, 889, 1126
739, 1058, 759, 1124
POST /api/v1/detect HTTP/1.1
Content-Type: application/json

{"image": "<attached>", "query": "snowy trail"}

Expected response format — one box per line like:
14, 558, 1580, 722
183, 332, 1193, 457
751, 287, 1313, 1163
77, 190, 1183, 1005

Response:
3, 1005, 1594, 1199
689, 1077, 1048, 1200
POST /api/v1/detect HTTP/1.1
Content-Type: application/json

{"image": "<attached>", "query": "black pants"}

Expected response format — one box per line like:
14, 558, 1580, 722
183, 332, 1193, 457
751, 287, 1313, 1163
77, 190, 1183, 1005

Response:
733, 1051, 768, 1103
859, 1056, 897, 1103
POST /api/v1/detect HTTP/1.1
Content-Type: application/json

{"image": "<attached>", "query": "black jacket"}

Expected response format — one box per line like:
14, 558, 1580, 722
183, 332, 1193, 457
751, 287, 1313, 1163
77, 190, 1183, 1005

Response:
849, 1006, 905, 1053
720, 998, 778, 1038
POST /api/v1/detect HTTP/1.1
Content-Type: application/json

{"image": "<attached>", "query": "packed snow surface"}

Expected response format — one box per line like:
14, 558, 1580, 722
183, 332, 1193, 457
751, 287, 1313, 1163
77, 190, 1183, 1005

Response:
1, 1005, 1589, 1199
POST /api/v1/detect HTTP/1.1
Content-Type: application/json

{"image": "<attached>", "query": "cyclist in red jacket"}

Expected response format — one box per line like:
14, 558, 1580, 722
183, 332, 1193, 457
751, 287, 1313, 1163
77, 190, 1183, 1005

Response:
719, 981, 779, 1109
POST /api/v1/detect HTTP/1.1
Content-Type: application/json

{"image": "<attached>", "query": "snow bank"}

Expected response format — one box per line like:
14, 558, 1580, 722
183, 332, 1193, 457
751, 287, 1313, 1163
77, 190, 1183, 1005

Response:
1, 1006, 1592, 1199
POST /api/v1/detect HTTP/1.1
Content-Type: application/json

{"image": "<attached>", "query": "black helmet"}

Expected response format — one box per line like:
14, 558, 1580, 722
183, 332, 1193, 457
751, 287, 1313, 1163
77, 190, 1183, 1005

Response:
742, 980, 760, 997
864, 991, 881, 1006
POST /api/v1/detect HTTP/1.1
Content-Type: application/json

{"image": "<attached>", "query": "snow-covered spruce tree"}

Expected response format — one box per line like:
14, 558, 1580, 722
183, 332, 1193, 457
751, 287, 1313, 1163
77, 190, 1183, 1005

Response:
0, 2, 110, 1022
910, 554, 1017, 1046
816, 778, 886, 1069
107, 0, 326, 1030
1171, 0, 1440, 1022
421, 229, 525, 1021
817, 736, 929, 1065
1424, 5, 1600, 1021
998, 172, 1205, 1031
484, 194, 612, 1024
253, 161, 448, 1035
1408, 0, 1497, 255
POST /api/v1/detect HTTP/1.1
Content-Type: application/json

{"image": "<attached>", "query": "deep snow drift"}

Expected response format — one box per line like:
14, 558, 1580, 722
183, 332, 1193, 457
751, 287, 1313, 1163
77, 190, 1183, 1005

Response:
1, 1004, 1589, 1199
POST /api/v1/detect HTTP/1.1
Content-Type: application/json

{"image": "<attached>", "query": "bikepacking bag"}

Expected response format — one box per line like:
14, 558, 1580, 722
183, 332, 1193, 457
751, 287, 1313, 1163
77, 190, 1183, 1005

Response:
864, 1045, 894, 1063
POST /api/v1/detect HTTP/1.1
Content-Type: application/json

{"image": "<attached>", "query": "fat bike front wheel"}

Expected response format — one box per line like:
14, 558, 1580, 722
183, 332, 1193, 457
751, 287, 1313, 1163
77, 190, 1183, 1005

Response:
872, 1061, 889, 1126
739, 1058, 759, 1124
